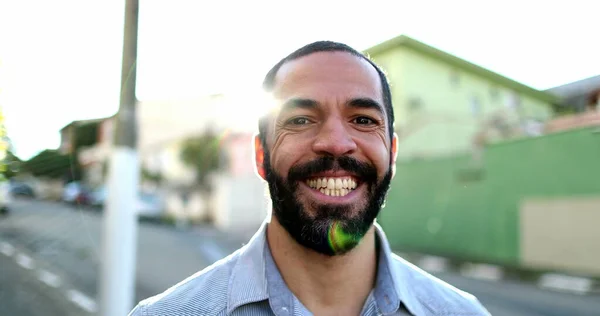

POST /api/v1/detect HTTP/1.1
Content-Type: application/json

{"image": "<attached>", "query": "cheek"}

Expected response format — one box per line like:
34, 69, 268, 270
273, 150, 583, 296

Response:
270, 139, 309, 175
357, 139, 391, 173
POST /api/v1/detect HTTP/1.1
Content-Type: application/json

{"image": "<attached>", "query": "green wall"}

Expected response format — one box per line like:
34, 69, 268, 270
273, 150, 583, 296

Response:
379, 127, 600, 265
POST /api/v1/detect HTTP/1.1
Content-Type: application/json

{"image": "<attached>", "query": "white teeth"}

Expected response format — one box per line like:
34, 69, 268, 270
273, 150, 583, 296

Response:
308, 177, 358, 195
327, 179, 335, 190
334, 178, 342, 189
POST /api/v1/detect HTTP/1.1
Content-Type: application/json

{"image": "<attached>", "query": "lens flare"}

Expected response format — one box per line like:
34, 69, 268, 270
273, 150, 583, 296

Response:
327, 221, 361, 255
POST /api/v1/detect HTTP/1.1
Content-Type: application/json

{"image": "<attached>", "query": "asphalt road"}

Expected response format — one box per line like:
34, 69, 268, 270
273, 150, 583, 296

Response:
0, 254, 85, 316
1, 198, 599, 316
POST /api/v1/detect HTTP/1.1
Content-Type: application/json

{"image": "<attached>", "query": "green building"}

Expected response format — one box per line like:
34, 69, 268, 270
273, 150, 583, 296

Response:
365, 35, 558, 161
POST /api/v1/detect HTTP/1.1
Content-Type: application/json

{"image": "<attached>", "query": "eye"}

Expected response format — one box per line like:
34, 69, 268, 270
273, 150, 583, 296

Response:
289, 117, 311, 125
353, 116, 375, 125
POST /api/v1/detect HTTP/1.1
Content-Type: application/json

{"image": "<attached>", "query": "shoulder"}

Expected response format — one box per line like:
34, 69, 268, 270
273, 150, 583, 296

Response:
128, 250, 242, 316
389, 254, 490, 315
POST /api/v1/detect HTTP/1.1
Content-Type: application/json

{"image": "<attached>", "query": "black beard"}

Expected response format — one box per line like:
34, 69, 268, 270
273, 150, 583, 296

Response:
264, 153, 393, 256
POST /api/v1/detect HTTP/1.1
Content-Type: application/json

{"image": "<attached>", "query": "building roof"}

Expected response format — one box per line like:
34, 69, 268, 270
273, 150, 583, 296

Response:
59, 115, 115, 132
546, 74, 600, 99
364, 35, 558, 104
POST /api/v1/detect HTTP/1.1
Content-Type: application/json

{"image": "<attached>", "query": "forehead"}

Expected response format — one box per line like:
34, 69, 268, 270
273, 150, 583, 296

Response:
272, 51, 382, 102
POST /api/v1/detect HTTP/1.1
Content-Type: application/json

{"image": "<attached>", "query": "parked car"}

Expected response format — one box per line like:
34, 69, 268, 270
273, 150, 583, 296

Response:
62, 182, 92, 205
9, 181, 36, 198
0, 180, 11, 216
88, 186, 164, 219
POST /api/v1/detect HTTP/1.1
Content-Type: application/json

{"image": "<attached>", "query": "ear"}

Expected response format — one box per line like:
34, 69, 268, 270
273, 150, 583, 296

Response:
254, 134, 267, 181
391, 132, 398, 178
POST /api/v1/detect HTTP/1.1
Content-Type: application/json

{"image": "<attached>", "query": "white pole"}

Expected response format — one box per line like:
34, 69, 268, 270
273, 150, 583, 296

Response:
99, 0, 139, 315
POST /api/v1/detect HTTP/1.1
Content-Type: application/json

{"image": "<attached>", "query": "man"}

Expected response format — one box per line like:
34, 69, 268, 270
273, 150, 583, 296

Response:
129, 41, 490, 316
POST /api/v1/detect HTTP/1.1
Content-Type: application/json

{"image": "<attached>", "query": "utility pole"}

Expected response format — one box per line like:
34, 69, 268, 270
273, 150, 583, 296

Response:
99, 0, 139, 315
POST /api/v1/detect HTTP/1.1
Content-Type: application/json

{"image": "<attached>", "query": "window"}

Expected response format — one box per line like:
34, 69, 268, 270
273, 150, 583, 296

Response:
505, 91, 521, 110
450, 70, 461, 88
489, 86, 500, 102
470, 96, 482, 117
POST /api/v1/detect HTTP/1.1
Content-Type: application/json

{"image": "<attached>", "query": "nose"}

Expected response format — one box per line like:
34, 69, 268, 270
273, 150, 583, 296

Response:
312, 117, 357, 157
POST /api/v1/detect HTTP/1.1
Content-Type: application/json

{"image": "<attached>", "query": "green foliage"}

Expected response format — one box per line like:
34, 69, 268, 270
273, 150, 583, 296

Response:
2, 150, 22, 179
180, 131, 224, 191
141, 167, 162, 183
22, 149, 81, 180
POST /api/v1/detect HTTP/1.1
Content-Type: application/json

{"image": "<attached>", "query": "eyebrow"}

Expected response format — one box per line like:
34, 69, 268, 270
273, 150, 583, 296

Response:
347, 98, 384, 115
280, 97, 384, 115
280, 98, 319, 112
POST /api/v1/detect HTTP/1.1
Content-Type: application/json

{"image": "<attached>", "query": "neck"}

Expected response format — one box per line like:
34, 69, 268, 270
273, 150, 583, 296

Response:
266, 217, 378, 316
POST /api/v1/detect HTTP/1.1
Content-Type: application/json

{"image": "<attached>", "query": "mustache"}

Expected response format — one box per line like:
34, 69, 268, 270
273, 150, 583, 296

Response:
287, 156, 378, 184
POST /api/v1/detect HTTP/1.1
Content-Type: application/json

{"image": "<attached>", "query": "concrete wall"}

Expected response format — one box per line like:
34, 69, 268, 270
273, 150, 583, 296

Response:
520, 197, 600, 275
213, 173, 268, 234
32, 177, 63, 201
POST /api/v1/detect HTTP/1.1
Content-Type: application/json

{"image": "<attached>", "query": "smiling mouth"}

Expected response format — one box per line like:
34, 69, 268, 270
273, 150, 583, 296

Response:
304, 177, 358, 197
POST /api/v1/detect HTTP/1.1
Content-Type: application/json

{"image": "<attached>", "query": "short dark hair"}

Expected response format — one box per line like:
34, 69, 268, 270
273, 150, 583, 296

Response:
258, 41, 394, 149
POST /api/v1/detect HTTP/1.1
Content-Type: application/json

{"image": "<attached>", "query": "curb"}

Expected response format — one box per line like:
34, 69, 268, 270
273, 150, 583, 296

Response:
395, 252, 600, 296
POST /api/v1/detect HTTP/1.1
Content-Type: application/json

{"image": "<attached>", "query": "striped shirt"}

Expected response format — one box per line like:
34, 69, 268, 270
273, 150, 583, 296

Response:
129, 222, 490, 315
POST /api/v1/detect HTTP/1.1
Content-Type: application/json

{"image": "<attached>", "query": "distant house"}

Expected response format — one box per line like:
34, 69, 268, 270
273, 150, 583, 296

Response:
543, 75, 600, 133
547, 74, 600, 113
364, 35, 558, 160
59, 117, 111, 155
62, 94, 266, 232
137, 94, 266, 231
59, 116, 115, 187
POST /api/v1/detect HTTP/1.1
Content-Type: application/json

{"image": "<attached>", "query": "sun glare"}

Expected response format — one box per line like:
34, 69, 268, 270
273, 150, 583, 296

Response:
217, 89, 280, 133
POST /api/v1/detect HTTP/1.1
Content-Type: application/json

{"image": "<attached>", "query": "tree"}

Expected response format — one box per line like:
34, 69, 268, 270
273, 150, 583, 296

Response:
2, 150, 22, 179
179, 130, 225, 223
0, 108, 7, 179
22, 149, 81, 181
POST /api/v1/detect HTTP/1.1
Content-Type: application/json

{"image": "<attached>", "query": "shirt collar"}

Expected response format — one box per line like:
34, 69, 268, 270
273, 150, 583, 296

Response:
227, 220, 419, 315
227, 221, 270, 314
374, 223, 426, 315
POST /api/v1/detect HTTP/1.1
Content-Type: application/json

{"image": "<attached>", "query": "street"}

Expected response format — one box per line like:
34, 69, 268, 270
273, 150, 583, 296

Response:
0, 253, 84, 316
1, 198, 599, 315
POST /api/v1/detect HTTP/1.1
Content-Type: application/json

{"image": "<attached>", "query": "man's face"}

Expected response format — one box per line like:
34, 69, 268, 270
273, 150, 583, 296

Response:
257, 52, 397, 256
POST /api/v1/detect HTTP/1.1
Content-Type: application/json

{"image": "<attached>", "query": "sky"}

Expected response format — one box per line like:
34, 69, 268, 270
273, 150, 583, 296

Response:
0, 0, 599, 160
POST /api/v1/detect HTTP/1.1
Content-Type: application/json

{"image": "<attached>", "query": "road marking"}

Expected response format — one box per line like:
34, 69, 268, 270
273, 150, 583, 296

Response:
66, 289, 98, 313
0, 242, 15, 257
418, 255, 448, 273
37, 269, 62, 288
460, 263, 503, 281
538, 273, 592, 295
15, 253, 35, 270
